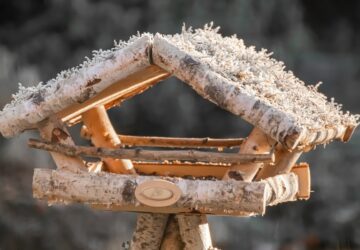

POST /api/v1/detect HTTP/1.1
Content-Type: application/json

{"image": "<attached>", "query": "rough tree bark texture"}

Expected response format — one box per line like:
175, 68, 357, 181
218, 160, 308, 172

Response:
130, 213, 168, 250
32, 169, 299, 216
160, 128, 274, 249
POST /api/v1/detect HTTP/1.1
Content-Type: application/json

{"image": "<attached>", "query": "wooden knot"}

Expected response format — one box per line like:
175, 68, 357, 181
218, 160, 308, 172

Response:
135, 179, 181, 207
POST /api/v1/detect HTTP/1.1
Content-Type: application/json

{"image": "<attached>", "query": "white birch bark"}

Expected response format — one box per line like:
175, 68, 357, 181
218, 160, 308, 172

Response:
0, 35, 152, 137
33, 169, 299, 216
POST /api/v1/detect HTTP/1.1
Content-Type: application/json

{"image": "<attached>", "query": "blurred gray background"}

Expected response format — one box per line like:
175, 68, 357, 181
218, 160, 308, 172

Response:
0, 0, 359, 249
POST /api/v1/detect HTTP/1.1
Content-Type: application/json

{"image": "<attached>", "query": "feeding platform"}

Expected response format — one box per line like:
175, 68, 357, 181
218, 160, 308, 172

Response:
0, 24, 358, 249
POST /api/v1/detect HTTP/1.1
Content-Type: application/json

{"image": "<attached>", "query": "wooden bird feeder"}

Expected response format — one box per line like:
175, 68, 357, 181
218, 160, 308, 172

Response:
0, 25, 358, 249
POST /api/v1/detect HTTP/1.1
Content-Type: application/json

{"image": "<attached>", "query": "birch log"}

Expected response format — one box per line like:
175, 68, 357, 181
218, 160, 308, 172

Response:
33, 169, 299, 216
28, 139, 274, 164
130, 213, 168, 250
176, 214, 213, 250
0, 35, 152, 138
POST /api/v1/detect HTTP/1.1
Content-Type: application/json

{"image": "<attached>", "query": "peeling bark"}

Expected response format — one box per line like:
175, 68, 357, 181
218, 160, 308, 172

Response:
116, 134, 245, 148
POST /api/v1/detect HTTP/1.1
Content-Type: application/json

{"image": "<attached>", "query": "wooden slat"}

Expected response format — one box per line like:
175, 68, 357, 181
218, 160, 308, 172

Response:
116, 134, 245, 148
57, 65, 170, 125
291, 163, 311, 200
133, 162, 228, 178
28, 139, 275, 164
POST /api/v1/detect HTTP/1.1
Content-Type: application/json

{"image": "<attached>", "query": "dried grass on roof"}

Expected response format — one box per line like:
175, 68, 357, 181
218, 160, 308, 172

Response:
2, 32, 151, 111
164, 23, 359, 130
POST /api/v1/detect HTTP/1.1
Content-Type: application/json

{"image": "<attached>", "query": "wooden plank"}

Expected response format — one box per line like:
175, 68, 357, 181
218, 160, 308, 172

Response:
133, 162, 229, 178
116, 134, 245, 148
291, 163, 311, 200
82, 105, 135, 174
57, 65, 170, 125
28, 139, 275, 164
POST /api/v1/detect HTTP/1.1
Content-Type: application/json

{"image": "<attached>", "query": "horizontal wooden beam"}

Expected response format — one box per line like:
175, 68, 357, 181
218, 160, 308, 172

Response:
28, 139, 275, 164
117, 134, 245, 148
33, 168, 299, 216
133, 162, 229, 178
57, 65, 170, 126
132, 162, 310, 189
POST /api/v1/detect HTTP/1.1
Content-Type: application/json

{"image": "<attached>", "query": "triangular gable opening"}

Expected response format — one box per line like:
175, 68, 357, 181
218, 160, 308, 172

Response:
108, 77, 252, 138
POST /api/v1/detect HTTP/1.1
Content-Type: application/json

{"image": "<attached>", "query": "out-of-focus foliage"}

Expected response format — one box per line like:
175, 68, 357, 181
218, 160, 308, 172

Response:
0, 0, 359, 249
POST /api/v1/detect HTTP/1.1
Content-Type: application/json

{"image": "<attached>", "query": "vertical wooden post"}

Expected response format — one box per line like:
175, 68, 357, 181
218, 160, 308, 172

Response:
160, 128, 272, 249
160, 215, 184, 250
81, 106, 135, 174
176, 214, 213, 250
131, 213, 169, 250
38, 117, 86, 172
255, 147, 302, 180
224, 127, 275, 181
